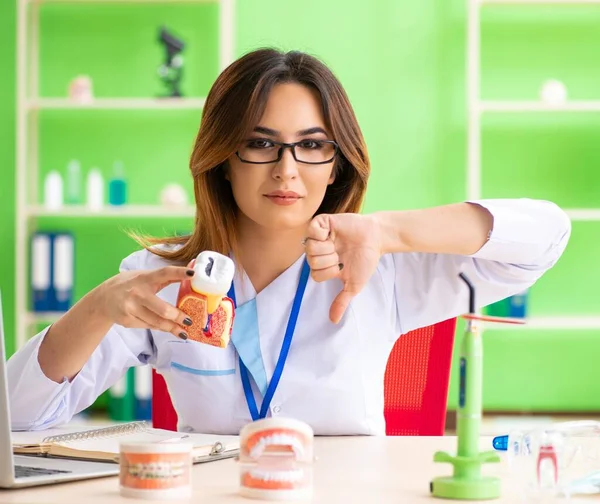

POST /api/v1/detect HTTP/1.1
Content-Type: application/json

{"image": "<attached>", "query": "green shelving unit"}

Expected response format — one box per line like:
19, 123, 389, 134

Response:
453, 0, 600, 413
15, 0, 235, 351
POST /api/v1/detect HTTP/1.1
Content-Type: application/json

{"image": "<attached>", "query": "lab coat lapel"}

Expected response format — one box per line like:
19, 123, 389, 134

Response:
230, 298, 268, 396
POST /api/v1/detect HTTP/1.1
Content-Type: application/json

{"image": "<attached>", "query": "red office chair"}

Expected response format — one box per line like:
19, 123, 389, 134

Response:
152, 318, 457, 435
152, 371, 178, 432
383, 317, 456, 435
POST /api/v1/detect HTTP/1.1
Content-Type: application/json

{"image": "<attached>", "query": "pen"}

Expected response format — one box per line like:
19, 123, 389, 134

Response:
158, 435, 190, 444
492, 434, 529, 453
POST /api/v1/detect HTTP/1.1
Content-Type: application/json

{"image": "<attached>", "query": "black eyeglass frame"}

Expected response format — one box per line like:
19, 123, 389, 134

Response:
235, 139, 339, 165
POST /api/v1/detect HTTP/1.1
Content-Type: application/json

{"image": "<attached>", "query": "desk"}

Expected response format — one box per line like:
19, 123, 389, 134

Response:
0, 436, 594, 503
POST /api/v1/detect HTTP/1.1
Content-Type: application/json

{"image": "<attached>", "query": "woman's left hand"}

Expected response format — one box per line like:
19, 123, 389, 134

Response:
304, 213, 383, 324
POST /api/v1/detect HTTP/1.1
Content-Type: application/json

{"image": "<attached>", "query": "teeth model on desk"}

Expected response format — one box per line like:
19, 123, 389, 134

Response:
176, 251, 235, 348
238, 418, 315, 501
119, 442, 193, 499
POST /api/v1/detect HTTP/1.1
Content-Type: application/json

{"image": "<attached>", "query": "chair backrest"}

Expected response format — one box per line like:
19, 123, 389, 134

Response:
152, 371, 178, 431
383, 317, 457, 436
152, 318, 457, 434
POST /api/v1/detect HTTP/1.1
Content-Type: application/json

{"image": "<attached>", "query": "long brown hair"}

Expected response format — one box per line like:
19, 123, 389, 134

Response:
136, 48, 370, 264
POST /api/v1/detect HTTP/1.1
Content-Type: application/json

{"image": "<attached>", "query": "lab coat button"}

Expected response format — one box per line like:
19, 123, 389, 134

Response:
272, 405, 281, 414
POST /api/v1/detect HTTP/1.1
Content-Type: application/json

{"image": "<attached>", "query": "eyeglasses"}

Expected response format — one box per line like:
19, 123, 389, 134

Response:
236, 138, 339, 165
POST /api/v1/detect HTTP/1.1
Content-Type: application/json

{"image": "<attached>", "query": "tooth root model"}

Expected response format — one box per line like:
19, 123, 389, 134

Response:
176, 251, 235, 348
238, 418, 314, 501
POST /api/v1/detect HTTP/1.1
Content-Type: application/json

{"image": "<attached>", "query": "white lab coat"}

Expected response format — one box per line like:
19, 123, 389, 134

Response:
7, 199, 571, 435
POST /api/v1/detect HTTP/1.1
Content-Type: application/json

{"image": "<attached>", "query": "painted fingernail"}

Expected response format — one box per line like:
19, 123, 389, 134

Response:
186, 269, 195, 276
183, 317, 193, 326
179, 332, 188, 340
338, 263, 344, 270
301, 237, 307, 246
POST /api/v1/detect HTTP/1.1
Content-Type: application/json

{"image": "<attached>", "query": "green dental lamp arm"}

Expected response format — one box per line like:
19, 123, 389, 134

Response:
429, 272, 501, 500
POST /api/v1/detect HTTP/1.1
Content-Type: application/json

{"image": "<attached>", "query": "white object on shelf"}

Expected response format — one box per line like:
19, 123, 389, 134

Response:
539, 79, 567, 104
86, 168, 104, 211
43, 171, 63, 210
160, 183, 189, 207
68, 75, 93, 103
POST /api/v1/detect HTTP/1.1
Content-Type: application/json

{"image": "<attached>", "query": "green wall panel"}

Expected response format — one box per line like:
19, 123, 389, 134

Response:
39, 3, 218, 99
481, 114, 600, 209
448, 320, 600, 411
526, 222, 600, 317
480, 5, 600, 101
0, 0, 16, 358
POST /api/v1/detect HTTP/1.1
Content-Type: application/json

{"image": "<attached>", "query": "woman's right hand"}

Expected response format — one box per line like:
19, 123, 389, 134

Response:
98, 265, 195, 339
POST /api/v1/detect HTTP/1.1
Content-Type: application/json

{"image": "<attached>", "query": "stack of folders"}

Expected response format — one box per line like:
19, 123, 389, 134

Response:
108, 366, 153, 422
30, 232, 152, 422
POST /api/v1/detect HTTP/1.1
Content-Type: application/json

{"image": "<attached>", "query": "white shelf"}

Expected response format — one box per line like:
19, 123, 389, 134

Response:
479, 0, 600, 4
478, 100, 600, 113
27, 97, 206, 110
564, 209, 600, 221
27, 204, 196, 218
483, 316, 600, 330
27, 0, 215, 3
24, 312, 64, 326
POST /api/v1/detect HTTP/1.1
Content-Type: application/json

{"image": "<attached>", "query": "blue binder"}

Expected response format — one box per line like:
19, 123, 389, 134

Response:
52, 233, 74, 312
30, 232, 74, 312
134, 365, 153, 420
31, 233, 52, 312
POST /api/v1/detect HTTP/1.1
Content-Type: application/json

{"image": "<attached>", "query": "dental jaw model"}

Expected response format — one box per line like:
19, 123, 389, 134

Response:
238, 418, 314, 501
176, 251, 235, 348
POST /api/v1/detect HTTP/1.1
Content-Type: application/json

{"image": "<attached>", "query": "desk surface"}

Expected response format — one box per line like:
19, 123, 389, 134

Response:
1, 436, 594, 503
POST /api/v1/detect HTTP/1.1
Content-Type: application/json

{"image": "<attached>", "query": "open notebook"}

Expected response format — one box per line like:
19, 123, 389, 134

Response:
12, 421, 239, 464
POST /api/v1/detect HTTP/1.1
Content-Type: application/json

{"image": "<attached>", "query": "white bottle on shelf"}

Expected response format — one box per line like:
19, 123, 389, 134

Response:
86, 168, 104, 211
43, 170, 63, 210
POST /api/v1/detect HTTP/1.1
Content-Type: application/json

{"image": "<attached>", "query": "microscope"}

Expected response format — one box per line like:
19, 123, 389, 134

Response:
157, 26, 185, 98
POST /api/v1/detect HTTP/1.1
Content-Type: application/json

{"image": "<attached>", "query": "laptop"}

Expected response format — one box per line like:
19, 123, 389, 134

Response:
0, 294, 120, 488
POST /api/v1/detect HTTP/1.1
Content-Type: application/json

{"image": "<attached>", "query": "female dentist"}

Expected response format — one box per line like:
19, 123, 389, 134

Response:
7, 48, 571, 436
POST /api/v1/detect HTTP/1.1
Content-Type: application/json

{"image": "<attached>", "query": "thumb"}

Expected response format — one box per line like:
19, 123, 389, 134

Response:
329, 286, 357, 324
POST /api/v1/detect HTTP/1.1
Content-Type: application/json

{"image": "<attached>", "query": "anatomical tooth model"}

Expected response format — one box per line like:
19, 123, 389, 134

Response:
176, 251, 235, 348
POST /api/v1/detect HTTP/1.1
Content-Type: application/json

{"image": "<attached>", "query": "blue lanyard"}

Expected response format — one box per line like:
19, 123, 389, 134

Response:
227, 258, 310, 421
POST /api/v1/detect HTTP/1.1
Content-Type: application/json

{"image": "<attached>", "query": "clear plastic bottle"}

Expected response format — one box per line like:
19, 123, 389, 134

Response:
65, 159, 82, 205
